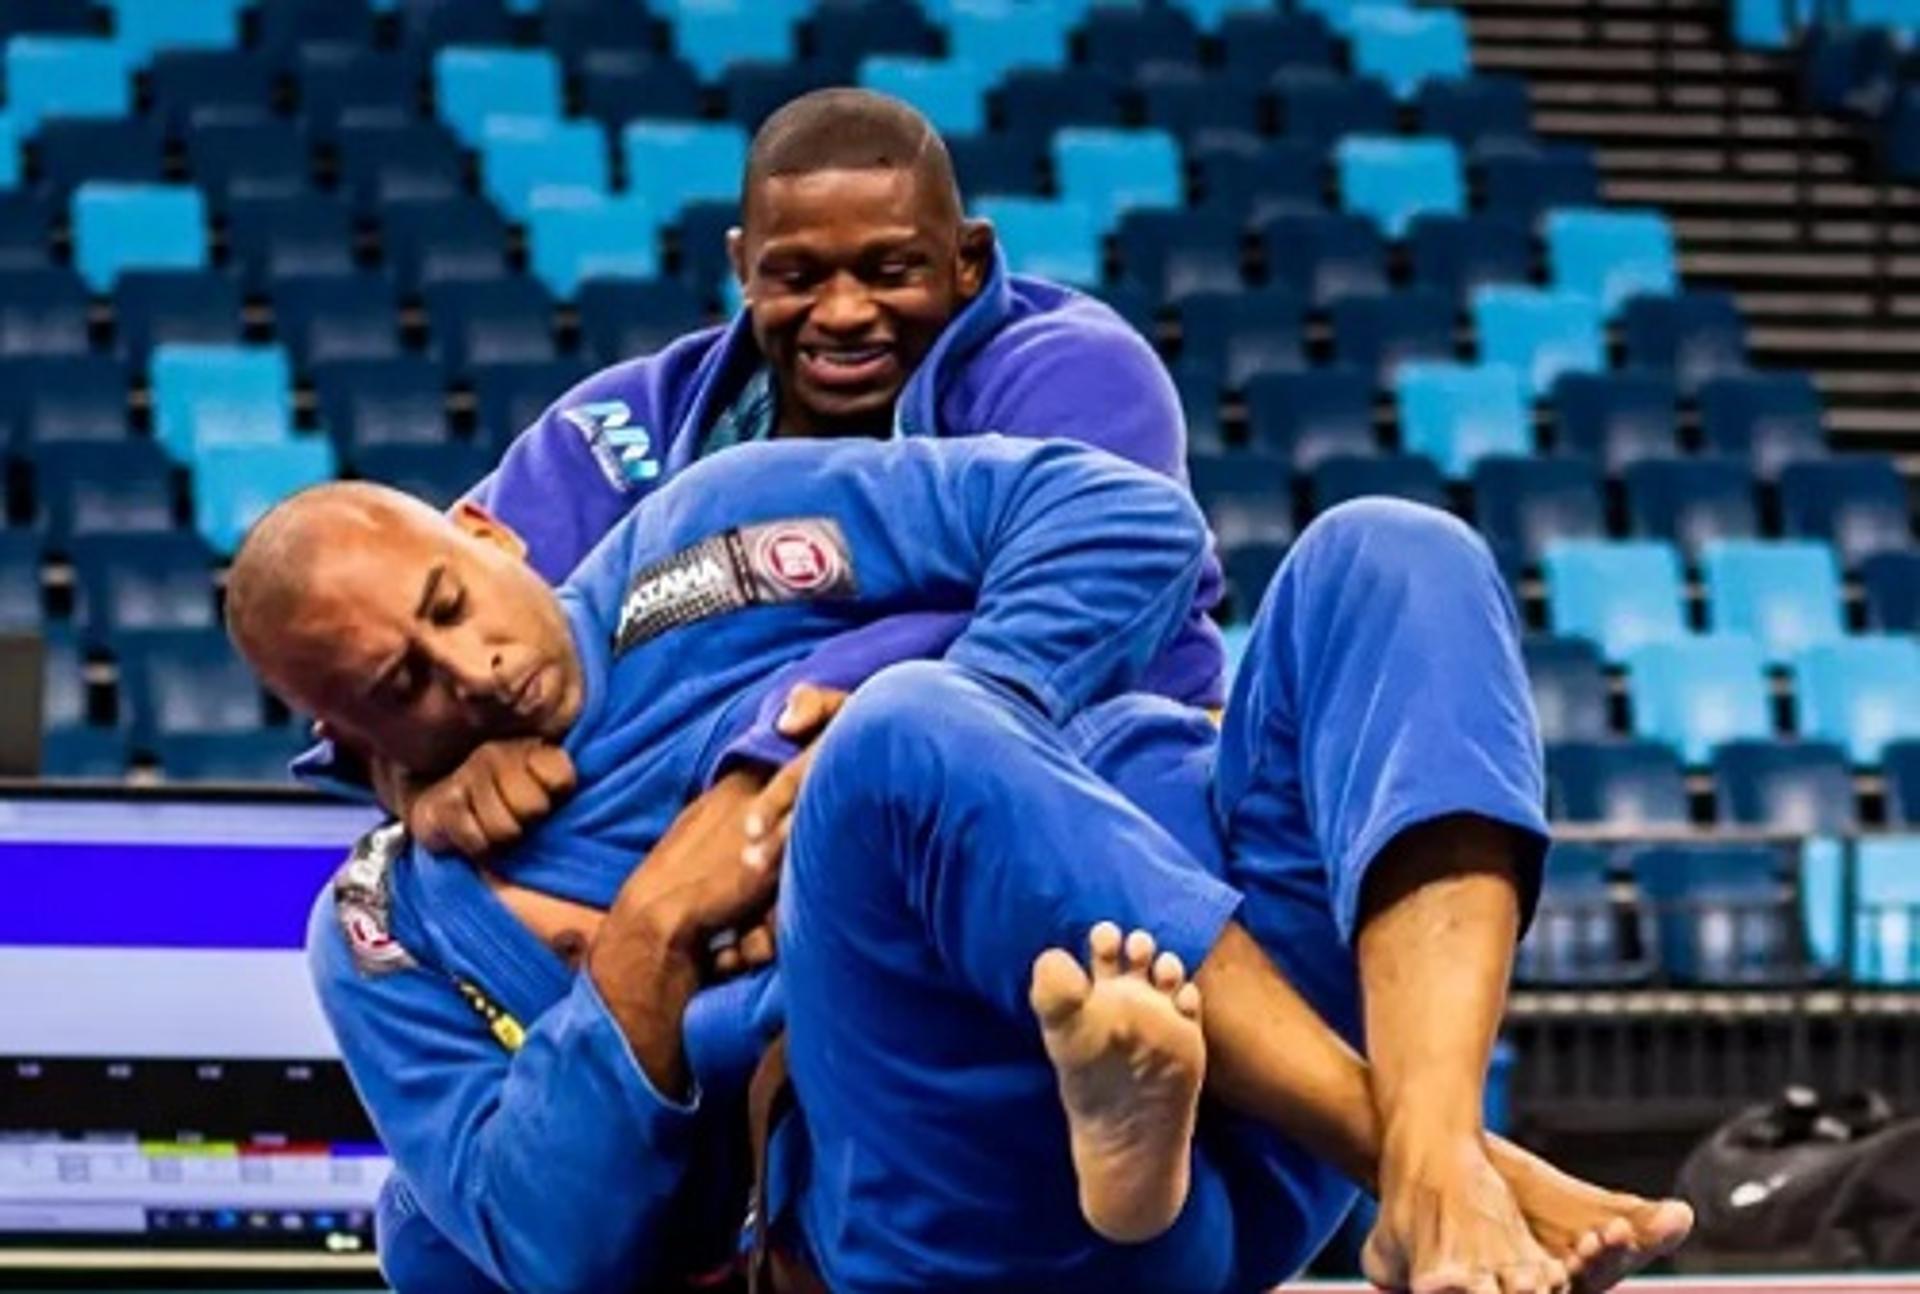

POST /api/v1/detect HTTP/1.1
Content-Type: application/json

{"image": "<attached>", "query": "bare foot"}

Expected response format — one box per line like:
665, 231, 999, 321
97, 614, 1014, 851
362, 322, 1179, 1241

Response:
1029, 921, 1206, 1245
1364, 1135, 1570, 1294
1489, 1137, 1694, 1292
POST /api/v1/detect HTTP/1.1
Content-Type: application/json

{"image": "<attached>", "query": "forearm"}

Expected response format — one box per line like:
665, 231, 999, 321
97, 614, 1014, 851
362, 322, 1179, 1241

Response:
587, 906, 703, 1099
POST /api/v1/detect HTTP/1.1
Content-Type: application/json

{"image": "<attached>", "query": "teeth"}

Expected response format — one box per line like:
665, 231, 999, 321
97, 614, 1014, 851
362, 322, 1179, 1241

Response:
811, 348, 886, 366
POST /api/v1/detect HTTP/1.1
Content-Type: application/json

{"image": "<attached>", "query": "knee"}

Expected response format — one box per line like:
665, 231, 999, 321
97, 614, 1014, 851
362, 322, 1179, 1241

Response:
1296, 497, 1496, 586
803, 661, 986, 819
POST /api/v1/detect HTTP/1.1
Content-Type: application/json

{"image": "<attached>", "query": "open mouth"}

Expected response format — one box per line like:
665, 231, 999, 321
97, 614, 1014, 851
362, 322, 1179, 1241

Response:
798, 344, 897, 388
507, 665, 548, 722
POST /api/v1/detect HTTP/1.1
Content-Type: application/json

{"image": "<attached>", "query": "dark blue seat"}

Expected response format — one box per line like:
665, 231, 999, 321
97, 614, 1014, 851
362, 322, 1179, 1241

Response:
154, 729, 308, 783
1621, 292, 1748, 397
41, 728, 131, 778
336, 121, 465, 213
1862, 551, 1920, 633
1714, 739, 1858, 834
1889, 86, 1920, 182
116, 627, 269, 742
1415, 76, 1532, 149
807, 0, 941, 63
1177, 289, 1306, 392
1547, 739, 1690, 825
425, 280, 558, 375
274, 275, 402, 368
1623, 458, 1759, 559
0, 0, 96, 39
1628, 843, 1797, 985
1779, 456, 1913, 567
1259, 213, 1388, 308
35, 441, 177, 541
1473, 456, 1607, 574
1406, 214, 1532, 302
186, 118, 311, 209
721, 60, 852, 133
40, 623, 88, 733
1275, 71, 1395, 148
382, 198, 511, 288
1802, 23, 1904, 115
1078, 4, 1202, 75
576, 50, 704, 128
314, 358, 449, 454
1221, 540, 1292, 622
293, 45, 409, 133
0, 269, 90, 357
1175, 373, 1226, 451
1480, 146, 1602, 225
993, 68, 1127, 132
149, 52, 277, 136
70, 531, 217, 637
669, 201, 737, 297
34, 119, 165, 197
113, 270, 242, 361
1244, 370, 1375, 469
474, 359, 589, 453
1116, 209, 1244, 304
1523, 636, 1612, 744
354, 442, 493, 510
225, 195, 357, 289
1549, 372, 1679, 472
1188, 451, 1294, 551
946, 131, 1045, 197
578, 279, 707, 368
1191, 137, 1320, 219
1219, 10, 1338, 80
0, 194, 55, 270
1329, 289, 1455, 380
1885, 740, 1920, 826
1309, 453, 1447, 513
395, 0, 513, 57
0, 533, 42, 629
269, 2, 380, 71
1698, 372, 1826, 482
8, 355, 126, 446
1515, 843, 1638, 985
1139, 73, 1266, 144
541, 0, 657, 59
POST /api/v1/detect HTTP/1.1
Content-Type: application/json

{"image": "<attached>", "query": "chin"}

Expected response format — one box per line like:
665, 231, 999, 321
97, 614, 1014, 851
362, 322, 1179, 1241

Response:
801, 389, 901, 433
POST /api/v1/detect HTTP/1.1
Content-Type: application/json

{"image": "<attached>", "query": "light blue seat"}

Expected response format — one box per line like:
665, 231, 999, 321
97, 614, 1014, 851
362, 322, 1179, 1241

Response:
1052, 128, 1182, 231
1626, 636, 1772, 766
858, 57, 988, 135
973, 197, 1099, 286
1472, 285, 1603, 399
4, 38, 130, 133
1335, 135, 1463, 238
105, 0, 245, 60
1349, 6, 1469, 101
947, 0, 1072, 79
151, 344, 293, 460
668, 0, 797, 81
1733, 0, 1811, 47
0, 115, 17, 190
1167, 0, 1277, 30
1702, 540, 1844, 665
1803, 836, 1920, 986
1546, 207, 1677, 317
527, 191, 660, 298
479, 117, 609, 222
1543, 539, 1687, 662
622, 121, 749, 220
434, 47, 562, 147
1395, 361, 1531, 479
192, 438, 338, 555
1299, 0, 1406, 35
71, 183, 206, 292
1793, 637, 1920, 765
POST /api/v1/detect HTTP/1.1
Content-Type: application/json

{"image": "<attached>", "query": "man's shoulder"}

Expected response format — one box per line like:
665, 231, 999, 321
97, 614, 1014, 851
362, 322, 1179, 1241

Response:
958, 277, 1164, 398
307, 822, 428, 991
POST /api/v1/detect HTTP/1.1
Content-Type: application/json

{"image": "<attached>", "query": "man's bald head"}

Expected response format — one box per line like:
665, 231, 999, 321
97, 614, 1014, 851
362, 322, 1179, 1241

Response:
741, 88, 962, 229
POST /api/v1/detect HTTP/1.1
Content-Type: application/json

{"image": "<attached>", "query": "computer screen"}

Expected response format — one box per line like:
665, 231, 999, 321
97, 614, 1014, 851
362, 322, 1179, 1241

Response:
0, 789, 388, 1259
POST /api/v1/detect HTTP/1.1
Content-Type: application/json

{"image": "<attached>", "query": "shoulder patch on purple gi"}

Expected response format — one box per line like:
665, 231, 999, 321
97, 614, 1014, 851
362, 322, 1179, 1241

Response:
614, 517, 857, 655
562, 400, 660, 491
332, 822, 416, 976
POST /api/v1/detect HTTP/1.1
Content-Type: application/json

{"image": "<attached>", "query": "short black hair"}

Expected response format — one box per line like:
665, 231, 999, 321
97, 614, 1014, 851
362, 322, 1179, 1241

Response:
741, 87, 961, 224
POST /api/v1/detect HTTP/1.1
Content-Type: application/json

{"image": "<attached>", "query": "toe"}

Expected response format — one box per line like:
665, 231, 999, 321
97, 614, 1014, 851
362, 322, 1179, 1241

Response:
1029, 948, 1092, 1025
1411, 1263, 1487, 1294
1123, 928, 1157, 976
1088, 922, 1124, 978
1173, 981, 1202, 1019
1151, 950, 1185, 992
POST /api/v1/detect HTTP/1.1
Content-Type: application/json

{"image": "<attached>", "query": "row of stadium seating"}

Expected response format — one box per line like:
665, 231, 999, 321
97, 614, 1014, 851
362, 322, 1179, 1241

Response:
1732, 0, 1920, 179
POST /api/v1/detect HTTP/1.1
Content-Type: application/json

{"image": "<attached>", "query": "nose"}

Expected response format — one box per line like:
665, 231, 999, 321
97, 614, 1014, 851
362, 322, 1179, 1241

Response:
810, 271, 878, 335
432, 637, 506, 705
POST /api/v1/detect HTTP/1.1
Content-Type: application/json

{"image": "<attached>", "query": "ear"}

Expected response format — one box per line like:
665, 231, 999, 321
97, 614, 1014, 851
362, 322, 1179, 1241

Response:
956, 218, 994, 300
727, 226, 751, 303
450, 500, 529, 562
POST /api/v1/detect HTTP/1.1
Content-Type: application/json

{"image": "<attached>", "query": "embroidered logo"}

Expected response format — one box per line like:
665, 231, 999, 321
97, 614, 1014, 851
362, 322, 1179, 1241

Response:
562, 400, 660, 491
614, 517, 857, 654
332, 822, 415, 976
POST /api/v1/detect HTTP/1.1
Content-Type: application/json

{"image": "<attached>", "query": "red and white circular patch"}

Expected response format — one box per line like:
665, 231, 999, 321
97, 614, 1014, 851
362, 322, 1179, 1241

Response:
755, 526, 839, 592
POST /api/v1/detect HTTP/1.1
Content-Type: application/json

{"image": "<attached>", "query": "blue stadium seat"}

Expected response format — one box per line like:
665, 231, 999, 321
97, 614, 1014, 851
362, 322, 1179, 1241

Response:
1886, 742, 1920, 826
1051, 128, 1183, 230
0, 268, 89, 356
667, 0, 797, 81
1309, 454, 1447, 512
1703, 540, 1844, 665
425, 279, 558, 375
225, 195, 356, 289
36, 119, 164, 197
40, 623, 87, 732
623, 121, 750, 220
993, 67, 1127, 132
576, 50, 705, 128
1629, 843, 1796, 984
151, 344, 294, 459
1244, 370, 1376, 469
1549, 372, 1679, 472
1188, 451, 1294, 551
434, 47, 562, 147
71, 184, 206, 293
478, 117, 610, 222
1626, 635, 1772, 765
0, 195, 54, 270
1778, 456, 1913, 567
578, 279, 708, 368
4, 38, 130, 133
396, 0, 513, 56
382, 197, 512, 288
1794, 637, 1920, 764
335, 121, 465, 213
353, 442, 493, 511
1698, 372, 1825, 482
946, 131, 1045, 198
1861, 551, 1920, 634
1259, 213, 1388, 307
1191, 138, 1321, 220
1177, 289, 1306, 391
1218, 10, 1339, 80
70, 531, 216, 637
1348, 6, 1469, 100
670, 199, 738, 296
1138, 71, 1267, 145
1275, 70, 1395, 147
1515, 843, 1636, 985
1546, 208, 1678, 317
947, 1, 1071, 81
314, 358, 449, 456
0, 116, 18, 192
35, 440, 177, 540
1079, 4, 1202, 75
113, 270, 241, 363
527, 193, 659, 298
8, 355, 125, 446
1623, 458, 1760, 558
105, 0, 244, 61
1473, 456, 1606, 574
1732, 0, 1811, 47
973, 197, 1100, 287
1220, 540, 1291, 622
1548, 739, 1690, 825
1847, 837, 1920, 987
0, 1, 96, 40
185, 118, 310, 209
148, 51, 276, 134
1543, 539, 1686, 661
1116, 209, 1244, 304
1472, 286, 1604, 398
1330, 290, 1454, 381
858, 57, 987, 135
1622, 292, 1748, 397
809, 0, 941, 64
0, 533, 42, 629
1415, 76, 1532, 149
190, 437, 338, 554
1888, 89, 1920, 183
273, 276, 402, 368
1175, 373, 1225, 451
1407, 214, 1532, 302
41, 727, 131, 779
293, 45, 409, 135
1523, 636, 1611, 744
117, 627, 269, 740
718, 60, 849, 134
1714, 739, 1857, 834
1396, 361, 1531, 479
1335, 135, 1464, 238
154, 729, 307, 783
474, 359, 588, 453
1479, 146, 1602, 225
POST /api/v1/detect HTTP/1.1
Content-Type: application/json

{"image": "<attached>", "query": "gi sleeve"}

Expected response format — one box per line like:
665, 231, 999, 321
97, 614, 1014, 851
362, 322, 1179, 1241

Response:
307, 894, 702, 1294
374, 1174, 505, 1294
